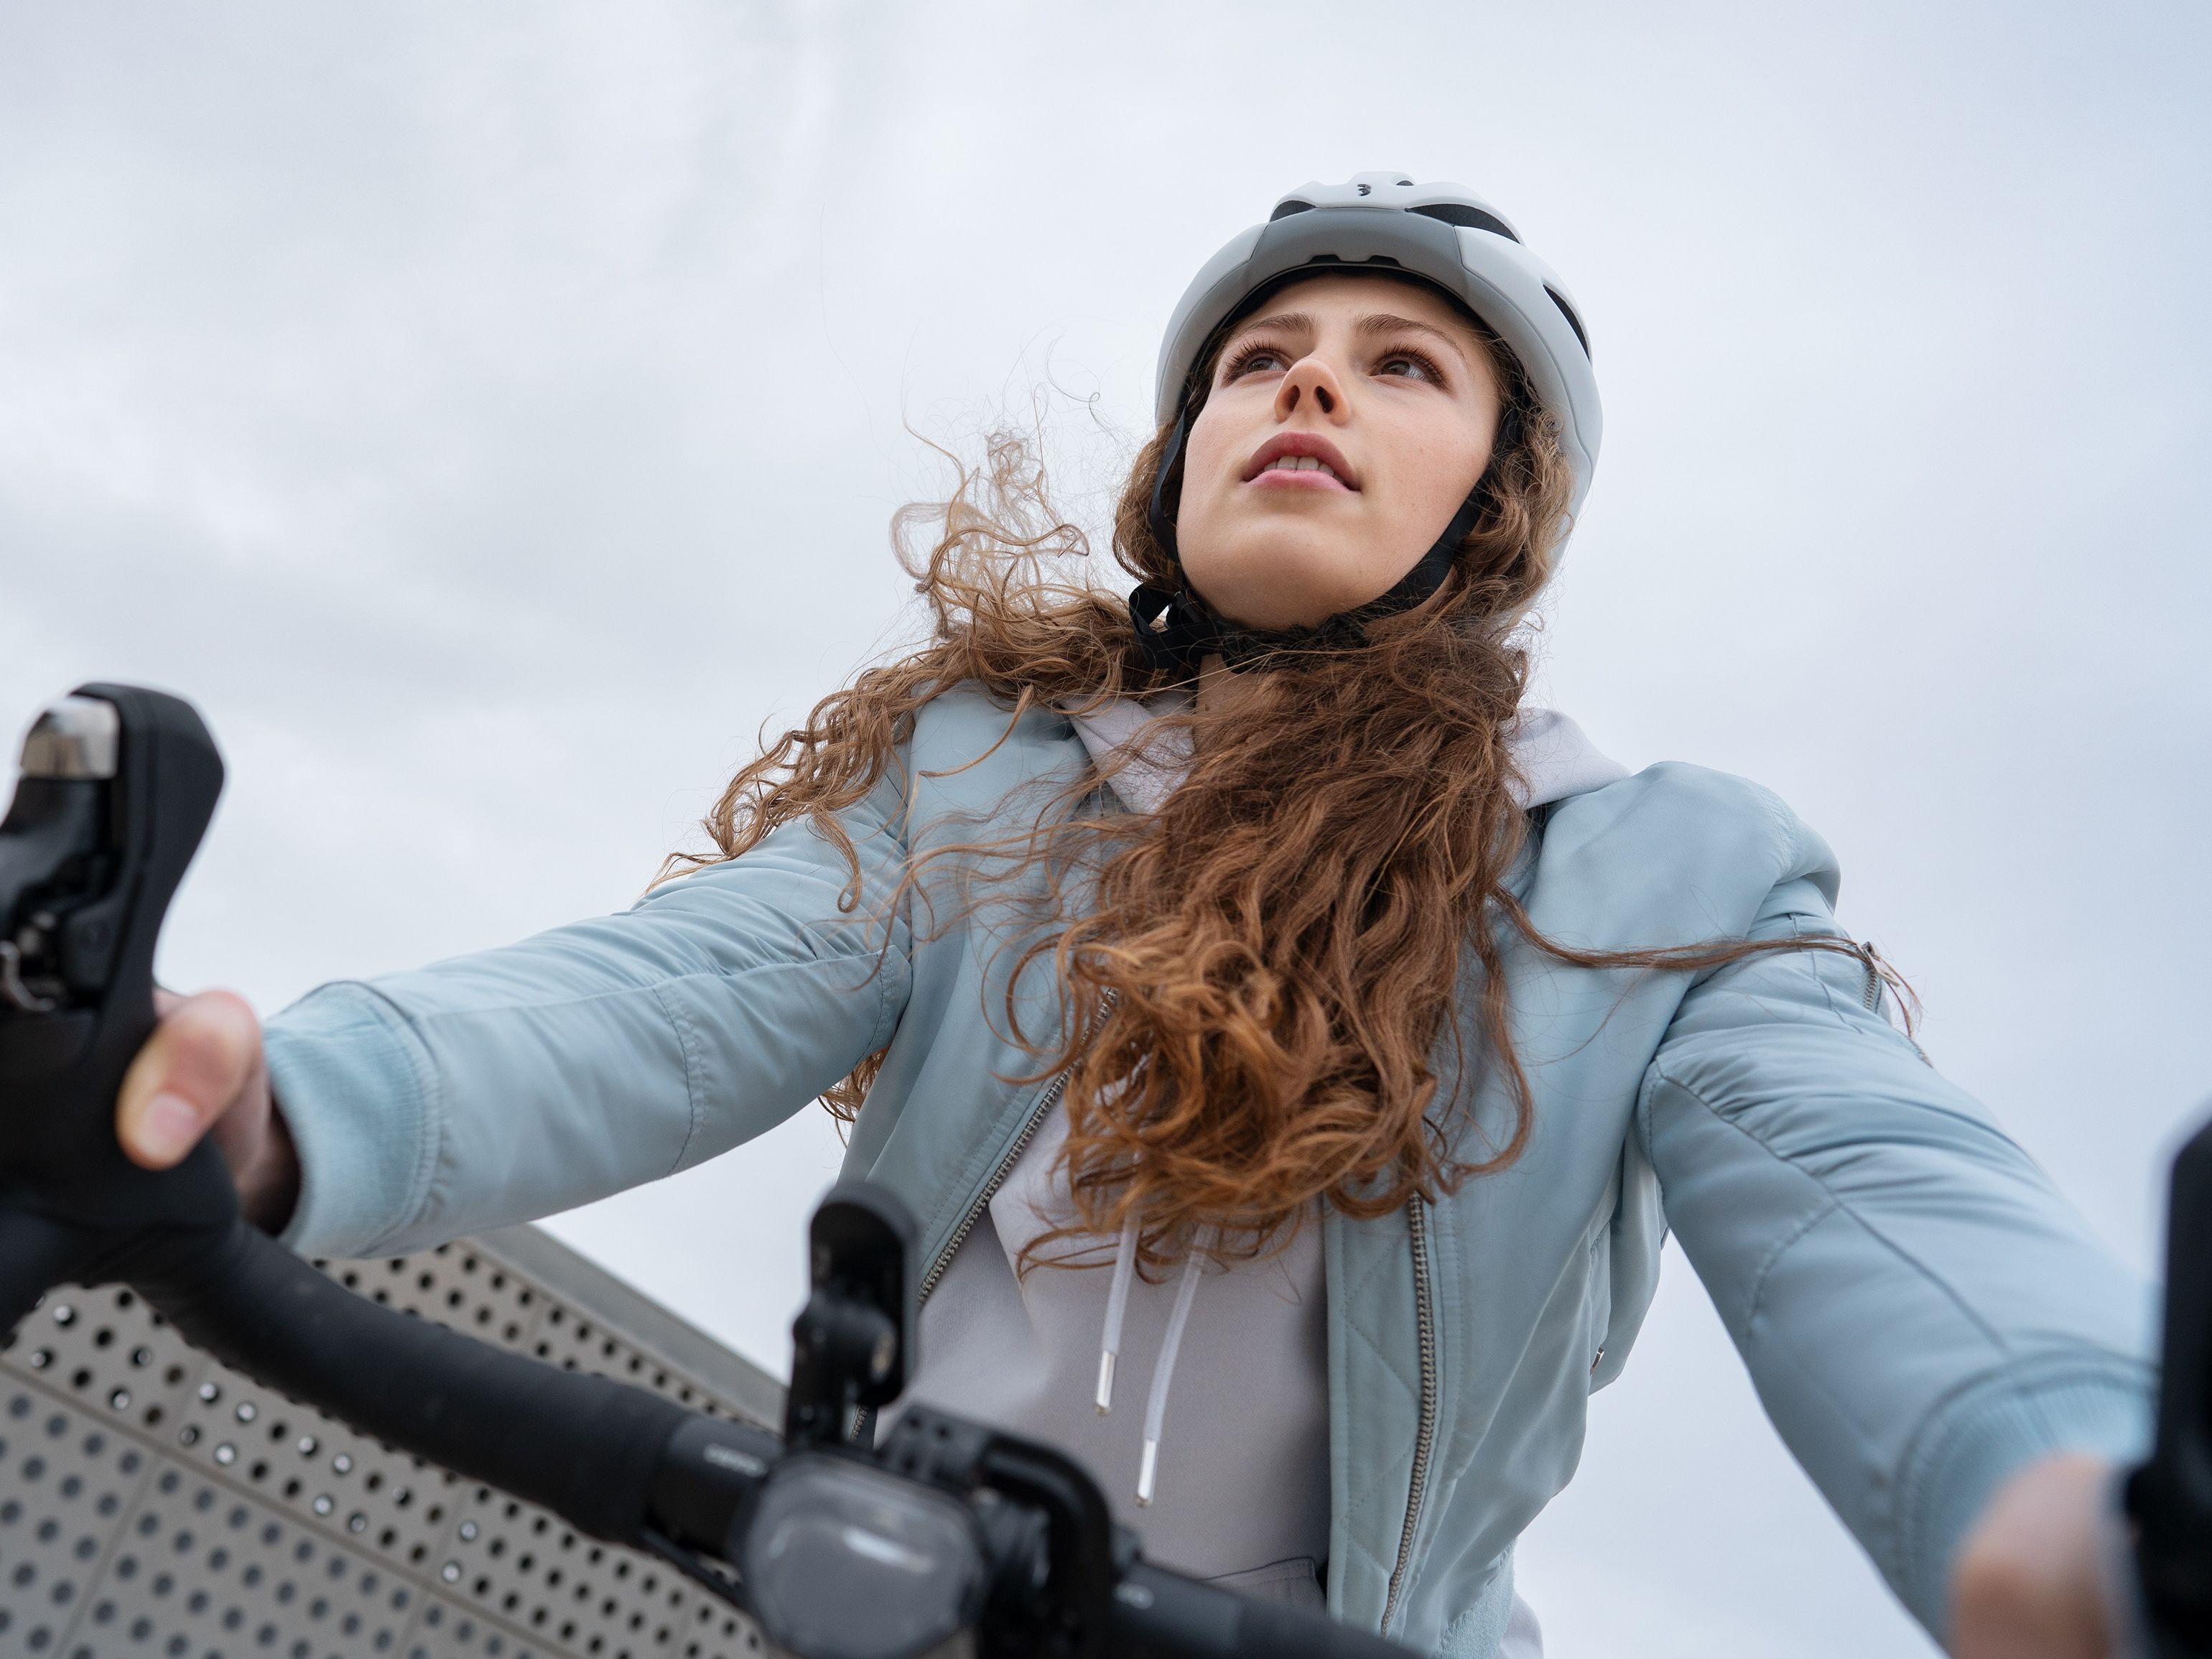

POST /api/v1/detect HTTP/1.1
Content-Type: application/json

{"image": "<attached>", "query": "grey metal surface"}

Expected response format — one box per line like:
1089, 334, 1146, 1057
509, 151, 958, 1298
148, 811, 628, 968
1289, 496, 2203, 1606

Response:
0, 1229, 784, 1659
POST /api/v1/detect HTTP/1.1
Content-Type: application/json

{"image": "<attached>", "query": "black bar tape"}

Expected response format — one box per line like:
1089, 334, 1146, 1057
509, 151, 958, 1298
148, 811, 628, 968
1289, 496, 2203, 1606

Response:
1234, 1596, 1412, 1659
1109, 1560, 1410, 1659
0, 1202, 98, 1341
132, 1219, 692, 1546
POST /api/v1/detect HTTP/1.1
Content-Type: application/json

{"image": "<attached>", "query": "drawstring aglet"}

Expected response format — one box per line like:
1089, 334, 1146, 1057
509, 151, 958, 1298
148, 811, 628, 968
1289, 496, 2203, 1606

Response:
1098, 1210, 1140, 1415
1133, 1242, 1207, 1510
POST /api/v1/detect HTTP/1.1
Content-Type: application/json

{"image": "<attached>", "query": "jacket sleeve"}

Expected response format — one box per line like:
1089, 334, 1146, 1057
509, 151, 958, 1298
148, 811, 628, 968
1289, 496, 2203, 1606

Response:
262, 771, 914, 1260
1635, 888, 2155, 1641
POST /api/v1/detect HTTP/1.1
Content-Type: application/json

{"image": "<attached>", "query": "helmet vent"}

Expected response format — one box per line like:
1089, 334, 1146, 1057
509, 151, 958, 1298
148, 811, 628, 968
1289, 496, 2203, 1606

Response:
1269, 199, 1314, 221
1408, 203, 1520, 243
1546, 287, 1591, 359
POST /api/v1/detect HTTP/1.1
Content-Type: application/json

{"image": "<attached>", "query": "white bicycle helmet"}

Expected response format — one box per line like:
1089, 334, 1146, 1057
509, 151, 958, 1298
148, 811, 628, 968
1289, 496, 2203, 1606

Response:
1156, 171, 1602, 516
1131, 172, 1603, 675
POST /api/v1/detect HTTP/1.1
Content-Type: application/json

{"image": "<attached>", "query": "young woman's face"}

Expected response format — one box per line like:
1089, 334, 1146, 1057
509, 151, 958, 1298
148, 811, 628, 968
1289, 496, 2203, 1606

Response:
1174, 274, 1505, 632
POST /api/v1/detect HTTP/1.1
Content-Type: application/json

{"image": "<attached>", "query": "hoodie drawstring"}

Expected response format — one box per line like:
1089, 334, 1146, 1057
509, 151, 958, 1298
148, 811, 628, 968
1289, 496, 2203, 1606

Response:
1095, 1214, 1210, 1507
1138, 1248, 1207, 1505
1096, 1213, 1140, 1413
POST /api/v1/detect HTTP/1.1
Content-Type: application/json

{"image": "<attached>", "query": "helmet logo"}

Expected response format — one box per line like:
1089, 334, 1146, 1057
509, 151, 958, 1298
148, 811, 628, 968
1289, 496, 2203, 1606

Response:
1355, 182, 1372, 196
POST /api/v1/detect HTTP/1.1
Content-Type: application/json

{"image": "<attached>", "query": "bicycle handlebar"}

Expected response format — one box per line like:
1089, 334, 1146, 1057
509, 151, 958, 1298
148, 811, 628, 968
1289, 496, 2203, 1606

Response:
0, 684, 1407, 1659
1110, 1561, 1414, 1658
18, 681, 2212, 1658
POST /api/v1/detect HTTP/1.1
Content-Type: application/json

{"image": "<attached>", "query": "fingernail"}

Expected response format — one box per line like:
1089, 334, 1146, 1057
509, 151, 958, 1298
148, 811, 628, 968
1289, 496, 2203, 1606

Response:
136, 1092, 200, 1163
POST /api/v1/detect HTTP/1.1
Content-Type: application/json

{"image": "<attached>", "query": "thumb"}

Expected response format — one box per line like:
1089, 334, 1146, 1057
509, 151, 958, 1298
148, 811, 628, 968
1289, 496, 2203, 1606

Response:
116, 990, 262, 1170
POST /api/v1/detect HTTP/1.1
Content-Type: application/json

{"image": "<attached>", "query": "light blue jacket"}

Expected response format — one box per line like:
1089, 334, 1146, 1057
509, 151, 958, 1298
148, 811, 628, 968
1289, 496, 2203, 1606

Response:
264, 688, 2154, 1655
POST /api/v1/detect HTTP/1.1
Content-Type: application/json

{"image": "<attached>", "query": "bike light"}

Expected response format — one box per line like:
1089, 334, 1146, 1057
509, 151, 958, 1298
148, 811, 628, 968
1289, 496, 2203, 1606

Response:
742, 1453, 986, 1659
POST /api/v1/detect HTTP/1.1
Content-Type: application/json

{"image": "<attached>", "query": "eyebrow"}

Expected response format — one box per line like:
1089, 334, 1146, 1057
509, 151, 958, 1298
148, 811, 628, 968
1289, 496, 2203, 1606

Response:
1227, 308, 1476, 368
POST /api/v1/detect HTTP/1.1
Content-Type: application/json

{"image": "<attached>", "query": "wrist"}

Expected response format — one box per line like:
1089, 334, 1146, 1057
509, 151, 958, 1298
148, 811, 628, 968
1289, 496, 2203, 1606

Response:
239, 1101, 302, 1235
2095, 1464, 2150, 1659
1950, 1453, 2123, 1658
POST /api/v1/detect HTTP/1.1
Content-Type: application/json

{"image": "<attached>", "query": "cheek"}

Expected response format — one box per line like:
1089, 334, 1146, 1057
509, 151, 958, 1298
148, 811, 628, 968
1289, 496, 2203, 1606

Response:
1166, 408, 1258, 583
1388, 419, 1492, 529
1178, 407, 1240, 520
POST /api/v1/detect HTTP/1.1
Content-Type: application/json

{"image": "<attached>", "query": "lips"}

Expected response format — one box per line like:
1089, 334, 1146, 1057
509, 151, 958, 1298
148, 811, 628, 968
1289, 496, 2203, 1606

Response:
1242, 431, 1358, 491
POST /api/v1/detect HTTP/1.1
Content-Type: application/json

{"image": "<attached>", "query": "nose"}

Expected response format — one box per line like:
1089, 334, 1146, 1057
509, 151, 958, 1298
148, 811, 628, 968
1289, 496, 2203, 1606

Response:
1274, 353, 1349, 424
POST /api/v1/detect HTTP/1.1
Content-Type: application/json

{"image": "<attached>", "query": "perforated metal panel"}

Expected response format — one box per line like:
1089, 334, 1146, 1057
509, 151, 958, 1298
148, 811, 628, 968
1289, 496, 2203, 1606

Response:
0, 1227, 785, 1659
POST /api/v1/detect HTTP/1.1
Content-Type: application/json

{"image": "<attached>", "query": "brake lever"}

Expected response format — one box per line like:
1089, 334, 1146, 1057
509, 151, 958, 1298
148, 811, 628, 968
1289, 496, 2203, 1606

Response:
0, 682, 230, 1332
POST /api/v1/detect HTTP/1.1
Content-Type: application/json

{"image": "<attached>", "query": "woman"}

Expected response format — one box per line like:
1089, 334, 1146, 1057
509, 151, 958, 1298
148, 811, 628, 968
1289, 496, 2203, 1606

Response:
116, 174, 2151, 1658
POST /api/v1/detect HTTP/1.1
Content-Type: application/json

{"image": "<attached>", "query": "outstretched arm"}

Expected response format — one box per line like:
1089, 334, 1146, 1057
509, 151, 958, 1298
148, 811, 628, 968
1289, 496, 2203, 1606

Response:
1637, 901, 2152, 1652
118, 769, 915, 1263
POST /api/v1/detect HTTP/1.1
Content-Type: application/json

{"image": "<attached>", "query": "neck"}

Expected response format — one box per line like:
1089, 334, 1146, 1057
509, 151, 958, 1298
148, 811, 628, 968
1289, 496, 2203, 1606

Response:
1194, 653, 1265, 721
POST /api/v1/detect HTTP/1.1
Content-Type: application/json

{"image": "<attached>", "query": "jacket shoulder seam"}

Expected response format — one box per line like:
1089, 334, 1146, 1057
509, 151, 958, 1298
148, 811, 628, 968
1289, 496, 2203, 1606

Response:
650, 982, 708, 1175
1742, 1190, 1841, 1336
1647, 1060, 2020, 1361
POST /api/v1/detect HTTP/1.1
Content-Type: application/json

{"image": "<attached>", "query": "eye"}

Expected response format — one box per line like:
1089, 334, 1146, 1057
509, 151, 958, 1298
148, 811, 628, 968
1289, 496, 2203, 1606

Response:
1222, 340, 1291, 381
1374, 347, 1444, 385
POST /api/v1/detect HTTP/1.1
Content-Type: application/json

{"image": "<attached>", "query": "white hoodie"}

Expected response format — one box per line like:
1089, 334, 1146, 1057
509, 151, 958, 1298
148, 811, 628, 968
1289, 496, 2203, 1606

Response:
888, 698, 1624, 1643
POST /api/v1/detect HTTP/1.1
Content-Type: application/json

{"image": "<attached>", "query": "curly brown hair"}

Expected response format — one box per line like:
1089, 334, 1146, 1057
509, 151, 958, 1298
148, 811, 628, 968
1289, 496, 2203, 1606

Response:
667, 302, 1906, 1275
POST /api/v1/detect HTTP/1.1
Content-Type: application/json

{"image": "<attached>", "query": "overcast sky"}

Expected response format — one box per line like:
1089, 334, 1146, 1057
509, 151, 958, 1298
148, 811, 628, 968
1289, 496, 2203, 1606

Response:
3, 4, 2207, 1654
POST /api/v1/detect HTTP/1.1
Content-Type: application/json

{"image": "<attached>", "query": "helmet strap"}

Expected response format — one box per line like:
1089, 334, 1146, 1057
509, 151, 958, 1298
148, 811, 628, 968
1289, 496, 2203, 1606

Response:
1128, 405, 1520, 679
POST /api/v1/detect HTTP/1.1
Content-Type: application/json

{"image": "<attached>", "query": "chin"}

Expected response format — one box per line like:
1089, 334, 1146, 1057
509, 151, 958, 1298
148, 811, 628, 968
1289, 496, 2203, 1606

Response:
1183, 532, 1383, 632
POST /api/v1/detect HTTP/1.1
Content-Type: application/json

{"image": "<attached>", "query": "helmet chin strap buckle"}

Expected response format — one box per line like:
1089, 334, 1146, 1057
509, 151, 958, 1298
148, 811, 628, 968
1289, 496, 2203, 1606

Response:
1128, 406, 1516, 681
1127, 580, 1220, 678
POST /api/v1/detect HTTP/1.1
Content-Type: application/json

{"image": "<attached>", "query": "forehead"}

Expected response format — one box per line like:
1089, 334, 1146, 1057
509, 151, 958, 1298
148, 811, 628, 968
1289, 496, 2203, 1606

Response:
1224, 270, 1485, 343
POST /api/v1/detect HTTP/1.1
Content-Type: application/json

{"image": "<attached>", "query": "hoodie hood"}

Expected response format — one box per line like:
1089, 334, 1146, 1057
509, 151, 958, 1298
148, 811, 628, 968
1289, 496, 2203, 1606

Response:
1066, 693, 1627, 815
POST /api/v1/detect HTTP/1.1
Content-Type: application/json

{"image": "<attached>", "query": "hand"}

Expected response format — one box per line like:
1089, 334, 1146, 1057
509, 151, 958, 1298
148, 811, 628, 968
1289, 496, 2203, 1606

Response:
115, 989, 300, 1232
1950, 1453, 2128, 1658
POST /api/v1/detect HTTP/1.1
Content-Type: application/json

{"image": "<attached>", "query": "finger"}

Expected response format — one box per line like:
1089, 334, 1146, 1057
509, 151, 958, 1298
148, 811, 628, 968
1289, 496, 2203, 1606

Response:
115, 990, 262, 1170
205, 1021, 274, 1171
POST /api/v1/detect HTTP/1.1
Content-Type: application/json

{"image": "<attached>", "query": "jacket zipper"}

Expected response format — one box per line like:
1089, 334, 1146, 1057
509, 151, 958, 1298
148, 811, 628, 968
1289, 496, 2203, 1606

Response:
918, 989, 1117, 1305
919, 1068, 1072, 1302
1380, 1194, 1439, 1636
